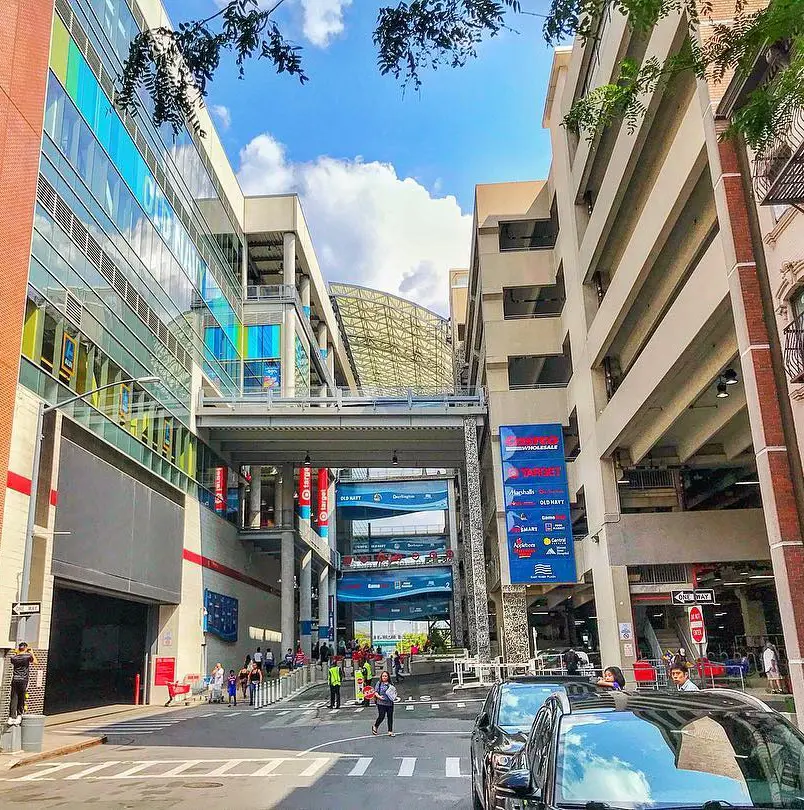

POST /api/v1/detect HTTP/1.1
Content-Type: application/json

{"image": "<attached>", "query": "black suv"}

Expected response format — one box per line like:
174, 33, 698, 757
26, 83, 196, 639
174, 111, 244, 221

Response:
495, 688, 804, 809
470, 676, 601, 810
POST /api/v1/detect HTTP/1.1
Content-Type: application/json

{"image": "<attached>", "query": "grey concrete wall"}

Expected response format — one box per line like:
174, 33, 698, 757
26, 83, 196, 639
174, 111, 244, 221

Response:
608, 508, 769, 566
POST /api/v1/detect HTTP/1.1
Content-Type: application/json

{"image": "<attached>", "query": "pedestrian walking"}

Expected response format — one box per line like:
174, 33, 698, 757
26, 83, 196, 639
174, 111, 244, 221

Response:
253, 646, 264, 673
6, 642, 36, 726
371, 671, 398, 737
328, 659, 342, 709
313, 642, 320, 663
393, 651, 404, 683
596, 666, 626, 690
670, 662, 700, 691
210, 662, 225, 703
319, 642, 328, 670
238, 662, 250, 700
565, 648, 579, 675
248, 662, 262, 705
265, 648, 275, 677
227, 670, 238, 706
763, 640, 784, 694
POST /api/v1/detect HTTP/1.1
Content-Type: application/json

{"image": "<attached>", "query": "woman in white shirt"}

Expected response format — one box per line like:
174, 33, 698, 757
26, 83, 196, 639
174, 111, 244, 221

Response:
763, 642, 784, 694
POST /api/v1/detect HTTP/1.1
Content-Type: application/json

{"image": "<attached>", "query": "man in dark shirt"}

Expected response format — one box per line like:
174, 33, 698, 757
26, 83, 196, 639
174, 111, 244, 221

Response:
7, 642, 37, 726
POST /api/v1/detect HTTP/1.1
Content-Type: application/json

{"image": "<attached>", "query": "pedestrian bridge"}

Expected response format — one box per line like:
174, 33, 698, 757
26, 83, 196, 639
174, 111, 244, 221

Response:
195, 388, 487, 468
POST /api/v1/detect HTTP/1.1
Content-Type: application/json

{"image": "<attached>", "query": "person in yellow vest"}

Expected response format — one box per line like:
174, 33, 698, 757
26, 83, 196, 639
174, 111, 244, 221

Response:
328, 659, 342, 709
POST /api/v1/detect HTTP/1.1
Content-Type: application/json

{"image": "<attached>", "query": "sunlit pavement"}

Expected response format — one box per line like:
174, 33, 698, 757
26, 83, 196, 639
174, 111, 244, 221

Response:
2, 678, 486, 809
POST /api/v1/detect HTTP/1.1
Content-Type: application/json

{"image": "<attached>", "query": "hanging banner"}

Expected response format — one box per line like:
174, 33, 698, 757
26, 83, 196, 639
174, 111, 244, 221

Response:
338, 567, 452, 602
336, 480, 448, 518
351, 536, 447, 555
499, 424, 576, 584
203, 589, 238, 642
317, 468, 329, 540
214, 467, 227, 513
299, 465, 312, 520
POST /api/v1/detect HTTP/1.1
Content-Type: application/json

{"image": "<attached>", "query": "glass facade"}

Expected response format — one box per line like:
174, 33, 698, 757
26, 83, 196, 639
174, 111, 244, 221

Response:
295, 334, 310, 396
19, 2, 249, 522
244, 324, 282, 392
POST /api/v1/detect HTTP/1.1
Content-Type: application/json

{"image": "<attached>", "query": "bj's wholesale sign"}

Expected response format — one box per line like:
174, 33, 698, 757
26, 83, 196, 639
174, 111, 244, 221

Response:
499, 424, 576, 585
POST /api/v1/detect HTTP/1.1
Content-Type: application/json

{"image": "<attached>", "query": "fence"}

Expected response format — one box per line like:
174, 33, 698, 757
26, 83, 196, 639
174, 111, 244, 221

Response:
252, 663, 323, 709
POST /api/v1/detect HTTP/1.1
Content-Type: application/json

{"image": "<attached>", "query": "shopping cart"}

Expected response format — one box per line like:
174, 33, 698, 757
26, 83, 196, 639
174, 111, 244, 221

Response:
165, 681, 192, 706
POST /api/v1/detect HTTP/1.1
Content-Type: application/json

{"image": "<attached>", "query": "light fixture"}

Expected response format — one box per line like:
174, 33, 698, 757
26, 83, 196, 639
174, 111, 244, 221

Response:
723, 368, 739, 385
574, 620, 585, 625
739, 571, 750, 576
716, 380, 729, 398
617, 470, 629, 484
723, 581, 745, 586
303, 452, 311, 467
715, 611, 728, 617
735, 480, 760, 486
588, 616, 597, 620
392, 451, 399, 467
532, 611, 550, 615
749, 574, 775, 580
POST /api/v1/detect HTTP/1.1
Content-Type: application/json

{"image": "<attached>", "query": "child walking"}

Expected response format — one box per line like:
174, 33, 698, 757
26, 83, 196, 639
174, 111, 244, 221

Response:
227, 669, 238, 706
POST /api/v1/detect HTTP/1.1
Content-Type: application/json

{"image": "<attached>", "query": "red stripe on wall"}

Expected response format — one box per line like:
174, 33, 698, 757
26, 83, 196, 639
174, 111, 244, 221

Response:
7, 470, 58, 506
183, 549, 280, 597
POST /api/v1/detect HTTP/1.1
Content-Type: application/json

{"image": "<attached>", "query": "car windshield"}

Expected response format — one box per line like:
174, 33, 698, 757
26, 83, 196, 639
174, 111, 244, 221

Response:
555, 709, 804, 809
497, 683, 564, 730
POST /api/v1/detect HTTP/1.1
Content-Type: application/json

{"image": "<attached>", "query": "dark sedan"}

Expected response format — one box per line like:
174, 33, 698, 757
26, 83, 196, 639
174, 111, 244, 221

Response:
495, 688, 804, 809
470, 676, 600, 810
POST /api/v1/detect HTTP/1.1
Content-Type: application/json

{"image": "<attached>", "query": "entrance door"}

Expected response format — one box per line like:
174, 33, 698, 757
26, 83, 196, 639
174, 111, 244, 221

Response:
45, 586, 149, 713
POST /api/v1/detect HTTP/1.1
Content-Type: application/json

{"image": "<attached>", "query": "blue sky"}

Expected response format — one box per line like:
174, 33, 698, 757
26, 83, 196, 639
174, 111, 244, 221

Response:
163, 1, 557, 312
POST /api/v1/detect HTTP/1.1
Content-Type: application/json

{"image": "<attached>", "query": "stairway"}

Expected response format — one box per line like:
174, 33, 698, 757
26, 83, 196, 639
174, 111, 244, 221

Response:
654, 627, 683, 655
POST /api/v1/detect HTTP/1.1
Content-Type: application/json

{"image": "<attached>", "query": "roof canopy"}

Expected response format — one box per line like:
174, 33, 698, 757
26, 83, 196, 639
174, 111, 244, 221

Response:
329, 283, 454, 393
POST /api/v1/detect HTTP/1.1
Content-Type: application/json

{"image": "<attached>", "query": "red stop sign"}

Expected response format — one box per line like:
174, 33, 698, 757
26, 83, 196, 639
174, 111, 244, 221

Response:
689, 605, 706, 644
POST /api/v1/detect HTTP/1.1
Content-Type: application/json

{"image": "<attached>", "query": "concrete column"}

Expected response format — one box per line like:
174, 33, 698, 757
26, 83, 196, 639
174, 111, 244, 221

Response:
463, 416, 491, 660
273, 470, 283, 527
300, 276, 311, 319
282, 233, 296, 398
501, 585, 530, 662
592, 552, 636, 676
318, 566, 330, 644
300, 551, 312, 658
737, 589, 768, 638
317, 323, 328, 397
249, 465, 262, 529
281, 530, 295, 655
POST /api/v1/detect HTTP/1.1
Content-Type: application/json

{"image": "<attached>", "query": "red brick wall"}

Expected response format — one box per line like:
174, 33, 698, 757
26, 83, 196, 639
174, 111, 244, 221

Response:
0, 1, 54, 545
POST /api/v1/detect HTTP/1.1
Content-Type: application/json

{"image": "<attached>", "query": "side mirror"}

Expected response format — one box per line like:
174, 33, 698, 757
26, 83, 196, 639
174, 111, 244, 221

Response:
496, 768, 534, 797
476, 712, 490, 730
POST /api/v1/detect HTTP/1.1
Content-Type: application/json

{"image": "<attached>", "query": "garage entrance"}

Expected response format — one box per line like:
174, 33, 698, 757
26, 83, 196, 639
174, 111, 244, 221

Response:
45, 586, 149, 713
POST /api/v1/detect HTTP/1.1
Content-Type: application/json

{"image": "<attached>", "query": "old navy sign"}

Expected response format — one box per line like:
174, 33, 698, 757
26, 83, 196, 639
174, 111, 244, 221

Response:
500, 424, 576, 584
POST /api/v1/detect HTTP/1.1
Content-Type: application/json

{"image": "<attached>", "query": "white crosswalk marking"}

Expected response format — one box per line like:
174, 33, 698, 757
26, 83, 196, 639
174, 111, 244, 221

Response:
405, 705, 414, 711
299, 759, 329, 777
251, 759, 286, 776
349, 757, 372, 776
457, 703, 466, 708
277, 710, 290, 716
65, 761, 122, 780
354, 707, 364, 713
224, 712, 239, 717
289, 710, 316, 726
160, 760, 203, 777
397, 758, 416, 777
205, 759, 245, 777
14, 763, 82, 781
445, 758, 462, 778
431, 703, 440, 709
329, 709, 339, 714
100, 762, 155, 779
199, 713, 214, 717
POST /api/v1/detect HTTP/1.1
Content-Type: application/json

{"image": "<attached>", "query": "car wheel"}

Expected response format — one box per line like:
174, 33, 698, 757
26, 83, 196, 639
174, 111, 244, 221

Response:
471, 765, 484, 810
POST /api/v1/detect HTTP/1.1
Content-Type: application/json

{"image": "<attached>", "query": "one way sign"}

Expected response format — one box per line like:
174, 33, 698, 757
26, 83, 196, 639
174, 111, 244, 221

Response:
11, 601, 41, 617
671, 589, 716, 606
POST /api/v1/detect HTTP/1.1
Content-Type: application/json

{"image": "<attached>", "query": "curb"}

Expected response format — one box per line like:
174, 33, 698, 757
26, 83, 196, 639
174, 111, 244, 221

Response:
5, 735, 106, 770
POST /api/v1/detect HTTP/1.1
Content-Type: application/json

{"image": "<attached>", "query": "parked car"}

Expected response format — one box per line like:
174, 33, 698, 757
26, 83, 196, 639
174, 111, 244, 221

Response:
470, 676, 600, 810
495, 688, 804, 809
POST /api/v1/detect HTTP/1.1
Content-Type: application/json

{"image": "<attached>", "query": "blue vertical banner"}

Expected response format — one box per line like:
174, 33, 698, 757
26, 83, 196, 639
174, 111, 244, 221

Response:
499, 424, 576, 584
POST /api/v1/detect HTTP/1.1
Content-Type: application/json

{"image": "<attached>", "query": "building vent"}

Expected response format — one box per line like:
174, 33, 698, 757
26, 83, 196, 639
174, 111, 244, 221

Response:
86, 235, 102, 268
112, 268, 127, 298
54, 197, 71, 232
71, 217, 88, 252
64, 291, 83, 326
36, 175, 56, 212
99, 254, 115, 285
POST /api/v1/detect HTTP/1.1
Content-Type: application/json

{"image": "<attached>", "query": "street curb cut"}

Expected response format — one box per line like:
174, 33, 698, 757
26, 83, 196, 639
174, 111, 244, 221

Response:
7, 735, 106, 769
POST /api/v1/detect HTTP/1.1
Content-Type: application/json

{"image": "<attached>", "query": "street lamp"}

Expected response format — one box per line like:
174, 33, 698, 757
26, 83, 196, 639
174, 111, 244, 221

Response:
16, 375, 159, 642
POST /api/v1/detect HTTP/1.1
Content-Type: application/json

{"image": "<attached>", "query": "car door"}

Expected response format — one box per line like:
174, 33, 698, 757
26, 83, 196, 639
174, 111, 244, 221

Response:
526, 703, 557, 805
472, 686, 497, 788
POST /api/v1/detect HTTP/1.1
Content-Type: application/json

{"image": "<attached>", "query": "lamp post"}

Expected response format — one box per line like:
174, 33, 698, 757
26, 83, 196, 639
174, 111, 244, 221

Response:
15, 375, 159, 643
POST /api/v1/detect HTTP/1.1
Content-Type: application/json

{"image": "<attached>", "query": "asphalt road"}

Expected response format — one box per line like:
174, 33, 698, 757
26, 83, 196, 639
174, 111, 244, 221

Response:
2, 677, 488, 809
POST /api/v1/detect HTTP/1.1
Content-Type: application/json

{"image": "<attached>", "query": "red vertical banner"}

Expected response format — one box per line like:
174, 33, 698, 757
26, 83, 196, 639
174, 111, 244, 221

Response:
299, 465, 312, 520
317, 468, 329, 540
214, 467, 227, 513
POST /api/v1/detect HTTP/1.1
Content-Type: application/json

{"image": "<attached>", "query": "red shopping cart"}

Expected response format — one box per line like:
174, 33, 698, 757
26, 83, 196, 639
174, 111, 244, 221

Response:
165, 681, 191, 706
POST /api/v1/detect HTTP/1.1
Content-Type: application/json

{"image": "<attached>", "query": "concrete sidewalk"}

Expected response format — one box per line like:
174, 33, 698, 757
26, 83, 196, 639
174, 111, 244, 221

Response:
0, 702, 194, 770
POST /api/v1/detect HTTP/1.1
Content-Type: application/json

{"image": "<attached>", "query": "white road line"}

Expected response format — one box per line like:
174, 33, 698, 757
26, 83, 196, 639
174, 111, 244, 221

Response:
205, 759, 245, 777
254, 710, 269, 716
199, 713, 214, 717
349, 757, 372, 777
354, 707, 364, 713
277, 710, 290, 716
13, 763, 83, 781
65, 761, 122, 780
160, 760, 203, 777
405, 706, 414, 711
289, 711, 316, 727
98, 762, 155, 779
251, 759, 286, 776
457, 703, 466, 708
299, 758, 329, 777
224, 712, 239, 717
446, 758, 462, 778
431, 704, 440, 709
397, 757, 416, 777
329, 709, 339, 714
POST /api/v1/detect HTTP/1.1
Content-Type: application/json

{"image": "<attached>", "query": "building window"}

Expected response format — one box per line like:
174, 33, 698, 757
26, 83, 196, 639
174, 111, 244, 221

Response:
503, 269, 565, 319
507, 336, 573, 389
499, 200, 559, 251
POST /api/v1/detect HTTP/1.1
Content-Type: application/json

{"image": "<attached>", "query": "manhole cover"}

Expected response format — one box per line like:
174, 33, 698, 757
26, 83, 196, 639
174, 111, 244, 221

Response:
182, 782, 223, 789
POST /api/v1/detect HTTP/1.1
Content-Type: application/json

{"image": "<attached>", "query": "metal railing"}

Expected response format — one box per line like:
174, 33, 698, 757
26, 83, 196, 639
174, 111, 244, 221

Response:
755, 102, 804, 206
252, 663, 323, 709
246, 284, 296, 302
784, 312, 804, 381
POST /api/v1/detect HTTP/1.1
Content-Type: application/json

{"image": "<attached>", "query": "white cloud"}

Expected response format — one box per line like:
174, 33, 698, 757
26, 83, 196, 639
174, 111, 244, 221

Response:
236, 133, 471, 315
210, 104, 231, 131
298, 0, 352, 47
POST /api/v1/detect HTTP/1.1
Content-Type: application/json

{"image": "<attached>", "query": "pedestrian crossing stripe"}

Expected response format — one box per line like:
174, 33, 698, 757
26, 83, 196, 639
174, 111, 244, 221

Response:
2, 756, 470, 782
